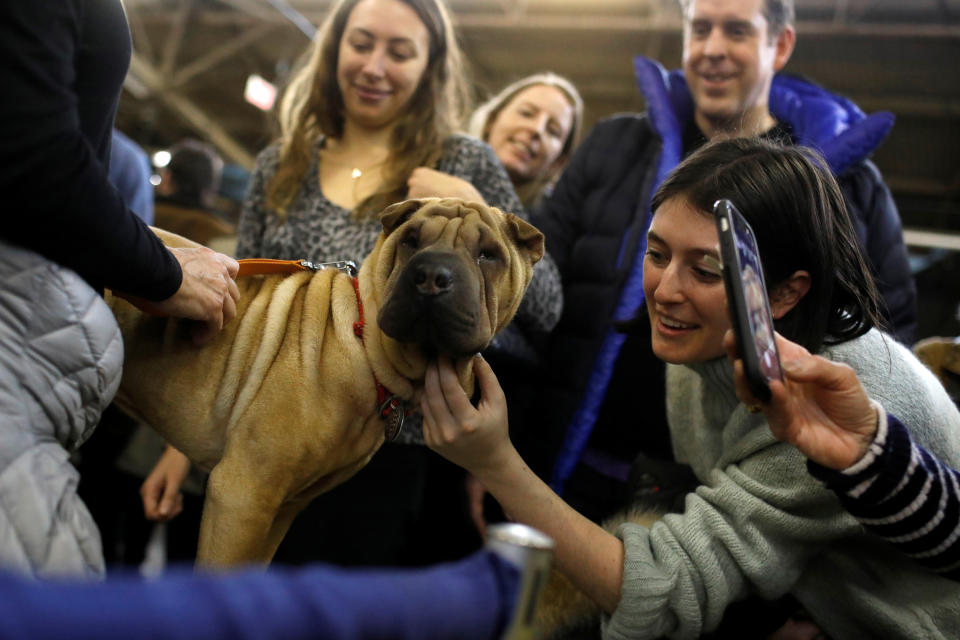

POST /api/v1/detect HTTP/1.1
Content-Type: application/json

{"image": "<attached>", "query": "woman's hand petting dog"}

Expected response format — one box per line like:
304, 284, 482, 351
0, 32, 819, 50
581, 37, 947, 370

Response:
119, 246, 240, 346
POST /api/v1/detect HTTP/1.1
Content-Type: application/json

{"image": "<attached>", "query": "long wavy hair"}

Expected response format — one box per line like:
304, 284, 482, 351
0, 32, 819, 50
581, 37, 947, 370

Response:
631, 137, 883, 354
267, 0, 471, 220
468, 72, 584, 209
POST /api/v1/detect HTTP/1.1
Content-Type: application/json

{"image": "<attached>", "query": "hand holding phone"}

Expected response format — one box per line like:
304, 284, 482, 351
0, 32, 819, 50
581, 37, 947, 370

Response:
714, 199, 782, 402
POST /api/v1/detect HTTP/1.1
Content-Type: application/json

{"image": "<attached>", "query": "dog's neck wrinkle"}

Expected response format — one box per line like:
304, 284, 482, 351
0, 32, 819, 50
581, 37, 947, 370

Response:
368, 317, 424, 397
494, 262, 530, 332
356, 270, 422, 400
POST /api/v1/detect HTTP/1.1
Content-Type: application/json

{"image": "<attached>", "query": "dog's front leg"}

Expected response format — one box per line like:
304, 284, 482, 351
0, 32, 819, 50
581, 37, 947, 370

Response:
196, 452, 289, 568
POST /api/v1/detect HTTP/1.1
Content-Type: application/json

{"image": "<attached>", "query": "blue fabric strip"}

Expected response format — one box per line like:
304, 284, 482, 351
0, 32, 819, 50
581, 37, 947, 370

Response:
550, 57, 682, 494
0, 551, 519, 640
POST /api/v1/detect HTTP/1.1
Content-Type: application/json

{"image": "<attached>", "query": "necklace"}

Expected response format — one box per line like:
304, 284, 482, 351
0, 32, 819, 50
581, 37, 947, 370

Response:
320, 150, 388, 208
347, 162, 386, 206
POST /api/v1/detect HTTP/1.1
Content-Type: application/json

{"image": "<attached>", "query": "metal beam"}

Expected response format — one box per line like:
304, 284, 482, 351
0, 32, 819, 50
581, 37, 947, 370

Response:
128, 52, 255, 168
497, 0, 529, 19
265, 0, 318, 40
133, 10, 960, 38
454, 15, 960, 38
125, 3, 156, 64
903, 228, 960, 251
886, 176, 960, 197
217, 0, 282, 23
169, 23, 276, 89
854, 96, 960, 120
160, 0, 193, 80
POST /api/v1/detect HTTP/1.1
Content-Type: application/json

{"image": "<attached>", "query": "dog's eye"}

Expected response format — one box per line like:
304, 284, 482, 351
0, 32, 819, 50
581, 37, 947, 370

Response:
477, 248, 500, 264
400, 233, 419, 249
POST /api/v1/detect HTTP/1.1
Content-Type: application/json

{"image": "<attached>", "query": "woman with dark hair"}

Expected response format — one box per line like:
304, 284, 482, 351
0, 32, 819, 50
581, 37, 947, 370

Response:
420, 138, 960, 637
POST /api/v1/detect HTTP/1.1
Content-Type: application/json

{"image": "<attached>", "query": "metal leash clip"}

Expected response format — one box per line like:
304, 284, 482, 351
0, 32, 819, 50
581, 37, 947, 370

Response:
299, 260, 359, 277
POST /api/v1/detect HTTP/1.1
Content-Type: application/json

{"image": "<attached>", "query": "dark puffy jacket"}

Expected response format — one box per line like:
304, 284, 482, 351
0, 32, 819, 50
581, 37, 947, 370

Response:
530, 57, 916, 496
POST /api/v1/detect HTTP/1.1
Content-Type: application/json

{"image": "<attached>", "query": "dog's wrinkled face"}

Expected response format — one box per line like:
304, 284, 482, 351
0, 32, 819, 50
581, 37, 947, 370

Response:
373, 198, 544, 357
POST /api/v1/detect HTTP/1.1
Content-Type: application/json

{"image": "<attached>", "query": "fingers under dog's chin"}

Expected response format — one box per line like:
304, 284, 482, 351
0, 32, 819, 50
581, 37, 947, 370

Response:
385, 323, 485, 360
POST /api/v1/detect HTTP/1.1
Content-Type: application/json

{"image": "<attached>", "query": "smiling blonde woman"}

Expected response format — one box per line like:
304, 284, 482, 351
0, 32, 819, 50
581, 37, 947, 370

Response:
408, 72, 584, 211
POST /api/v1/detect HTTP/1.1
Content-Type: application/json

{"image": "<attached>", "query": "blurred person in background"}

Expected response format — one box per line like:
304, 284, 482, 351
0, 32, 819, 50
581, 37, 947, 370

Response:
109, 128, 154, 225
409, 72, 584, 211
153, 138, 237, 254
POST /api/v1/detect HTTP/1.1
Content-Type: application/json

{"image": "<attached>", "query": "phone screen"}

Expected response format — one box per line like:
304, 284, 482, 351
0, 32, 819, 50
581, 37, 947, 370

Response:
714, 199, 782, 400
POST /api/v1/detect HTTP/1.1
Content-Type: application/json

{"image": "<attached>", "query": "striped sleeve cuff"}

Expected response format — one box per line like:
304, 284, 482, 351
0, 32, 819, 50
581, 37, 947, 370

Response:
807, 400, 909, 496
811, 410, 960, 575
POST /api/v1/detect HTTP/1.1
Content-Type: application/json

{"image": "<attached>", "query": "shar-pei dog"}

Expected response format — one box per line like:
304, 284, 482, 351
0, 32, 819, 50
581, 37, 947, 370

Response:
106, 197, 544, 568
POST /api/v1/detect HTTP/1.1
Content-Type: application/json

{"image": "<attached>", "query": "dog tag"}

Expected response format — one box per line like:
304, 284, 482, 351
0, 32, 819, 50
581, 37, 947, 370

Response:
381, 397, 405, 441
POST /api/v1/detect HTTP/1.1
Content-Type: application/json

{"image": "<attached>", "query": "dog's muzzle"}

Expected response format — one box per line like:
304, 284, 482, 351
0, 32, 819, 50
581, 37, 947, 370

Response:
377, 251, 485, 356
412, 254, 455, 298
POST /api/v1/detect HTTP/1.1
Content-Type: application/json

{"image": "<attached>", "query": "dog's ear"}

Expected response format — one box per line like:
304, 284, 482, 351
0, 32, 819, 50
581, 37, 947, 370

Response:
379, 199, 427, 235
505, 214, 545, 265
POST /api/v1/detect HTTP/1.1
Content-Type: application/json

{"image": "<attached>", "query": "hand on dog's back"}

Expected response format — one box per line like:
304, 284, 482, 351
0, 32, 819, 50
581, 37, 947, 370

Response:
117, 246, 240, 346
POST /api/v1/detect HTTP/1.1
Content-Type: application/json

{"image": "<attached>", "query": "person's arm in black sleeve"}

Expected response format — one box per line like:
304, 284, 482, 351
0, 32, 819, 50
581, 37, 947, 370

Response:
839, 160, 917, 343
0, 1, 181, 301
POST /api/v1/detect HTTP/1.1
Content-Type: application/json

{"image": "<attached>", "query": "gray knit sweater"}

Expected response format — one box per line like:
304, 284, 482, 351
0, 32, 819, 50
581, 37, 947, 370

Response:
605, 329, 960, 639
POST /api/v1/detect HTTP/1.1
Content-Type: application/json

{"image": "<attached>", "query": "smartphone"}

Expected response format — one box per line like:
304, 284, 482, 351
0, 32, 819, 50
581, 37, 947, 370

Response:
713, 199, 782, 402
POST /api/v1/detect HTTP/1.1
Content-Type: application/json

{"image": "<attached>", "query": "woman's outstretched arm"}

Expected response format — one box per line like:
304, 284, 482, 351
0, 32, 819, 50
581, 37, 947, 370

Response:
421, 355, 625, 612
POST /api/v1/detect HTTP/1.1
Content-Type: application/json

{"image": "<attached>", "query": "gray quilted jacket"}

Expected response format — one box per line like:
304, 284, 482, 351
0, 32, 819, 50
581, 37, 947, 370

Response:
0, 238, 123, 578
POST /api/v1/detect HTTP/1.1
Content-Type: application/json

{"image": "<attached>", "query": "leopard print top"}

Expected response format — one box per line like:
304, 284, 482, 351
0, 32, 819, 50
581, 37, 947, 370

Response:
237, 134, 562, 444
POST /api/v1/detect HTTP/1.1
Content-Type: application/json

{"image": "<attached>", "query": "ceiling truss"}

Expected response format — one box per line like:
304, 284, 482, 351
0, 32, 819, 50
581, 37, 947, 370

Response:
120, 0, 960, 212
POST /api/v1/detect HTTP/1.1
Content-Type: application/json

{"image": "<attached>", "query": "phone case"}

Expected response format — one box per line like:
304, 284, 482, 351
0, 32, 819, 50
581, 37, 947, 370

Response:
713, 199, 782, 403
